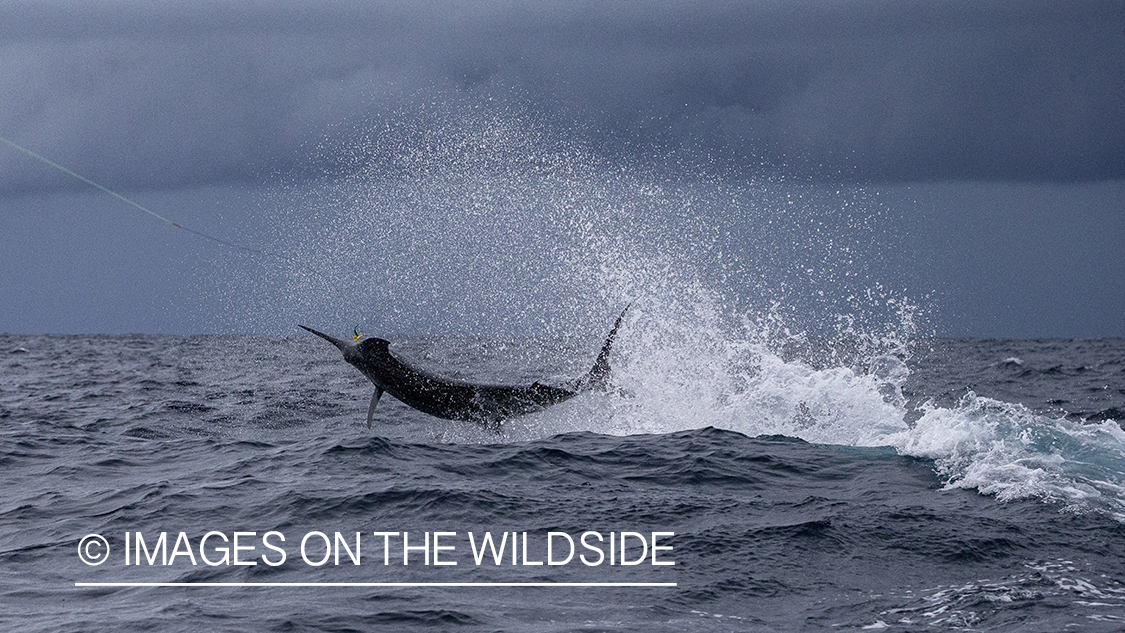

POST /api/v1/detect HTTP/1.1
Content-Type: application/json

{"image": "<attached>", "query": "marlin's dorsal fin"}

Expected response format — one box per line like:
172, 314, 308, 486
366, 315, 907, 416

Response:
367, 387, 384, 428
584, 304, 630, 390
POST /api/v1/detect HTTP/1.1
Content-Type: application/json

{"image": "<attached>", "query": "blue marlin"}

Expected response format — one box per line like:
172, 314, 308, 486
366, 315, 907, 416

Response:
300, 307, 628, 428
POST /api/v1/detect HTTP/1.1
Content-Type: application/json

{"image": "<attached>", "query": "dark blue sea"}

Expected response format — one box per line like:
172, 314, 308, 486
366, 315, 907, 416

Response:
2, 329, 1124, 631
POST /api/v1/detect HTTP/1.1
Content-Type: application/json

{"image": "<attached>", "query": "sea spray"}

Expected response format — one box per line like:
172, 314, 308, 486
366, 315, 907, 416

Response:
246, 102, 1125, 523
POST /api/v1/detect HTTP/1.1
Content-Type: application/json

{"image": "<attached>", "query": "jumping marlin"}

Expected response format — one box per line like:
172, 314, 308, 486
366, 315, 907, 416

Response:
300, 307, 628, 428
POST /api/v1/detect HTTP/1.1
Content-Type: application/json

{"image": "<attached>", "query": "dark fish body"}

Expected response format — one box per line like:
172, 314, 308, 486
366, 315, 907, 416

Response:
345, 337, 579, 423
300, 307, 627, 427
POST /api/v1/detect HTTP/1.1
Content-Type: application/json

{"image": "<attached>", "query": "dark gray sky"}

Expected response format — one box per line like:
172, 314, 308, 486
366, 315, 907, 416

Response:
2, 0, 1123, 337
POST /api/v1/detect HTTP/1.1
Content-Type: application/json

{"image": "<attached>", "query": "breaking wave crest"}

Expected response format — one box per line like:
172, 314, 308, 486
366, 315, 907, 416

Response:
582, 265, 1125, 522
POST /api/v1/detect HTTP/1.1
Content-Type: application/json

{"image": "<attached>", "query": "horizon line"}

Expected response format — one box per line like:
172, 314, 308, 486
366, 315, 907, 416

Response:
76, 581, 677, 588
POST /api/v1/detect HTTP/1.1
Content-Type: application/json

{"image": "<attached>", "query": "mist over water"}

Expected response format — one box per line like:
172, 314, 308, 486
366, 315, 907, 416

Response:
220, 103, 1125, 524
243, 100, 903, 339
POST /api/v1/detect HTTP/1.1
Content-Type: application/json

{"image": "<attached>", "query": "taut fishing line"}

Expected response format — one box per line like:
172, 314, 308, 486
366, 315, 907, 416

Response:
1, 136, 277, 256
1, 135, 354, 320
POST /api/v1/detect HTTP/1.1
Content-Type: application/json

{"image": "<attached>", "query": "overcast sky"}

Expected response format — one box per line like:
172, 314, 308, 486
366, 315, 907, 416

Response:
2, 0, 1123, 337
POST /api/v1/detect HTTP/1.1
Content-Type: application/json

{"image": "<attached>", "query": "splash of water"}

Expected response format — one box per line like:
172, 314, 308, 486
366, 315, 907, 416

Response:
265, 99, 1125, 521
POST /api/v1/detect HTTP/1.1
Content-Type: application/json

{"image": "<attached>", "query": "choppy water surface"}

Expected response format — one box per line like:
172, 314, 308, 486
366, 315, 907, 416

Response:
1, 332, 1123, 632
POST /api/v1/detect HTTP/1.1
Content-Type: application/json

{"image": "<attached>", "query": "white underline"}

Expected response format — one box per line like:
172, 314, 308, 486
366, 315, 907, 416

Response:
75, 582, 676, 587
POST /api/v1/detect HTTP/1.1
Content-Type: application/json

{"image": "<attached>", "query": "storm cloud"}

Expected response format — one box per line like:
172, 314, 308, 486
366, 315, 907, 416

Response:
2, 0, 1123, 195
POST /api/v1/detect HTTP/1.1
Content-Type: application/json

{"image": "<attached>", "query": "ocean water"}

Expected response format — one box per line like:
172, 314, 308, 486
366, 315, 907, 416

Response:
2, 328, 1123, 632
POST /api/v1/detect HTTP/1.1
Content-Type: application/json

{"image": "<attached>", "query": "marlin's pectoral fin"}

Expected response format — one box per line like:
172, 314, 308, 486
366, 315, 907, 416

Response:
367, 387, 384, 428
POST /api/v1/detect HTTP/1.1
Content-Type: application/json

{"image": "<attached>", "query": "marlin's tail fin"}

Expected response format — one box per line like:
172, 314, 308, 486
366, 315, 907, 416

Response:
583, 305, 629, 390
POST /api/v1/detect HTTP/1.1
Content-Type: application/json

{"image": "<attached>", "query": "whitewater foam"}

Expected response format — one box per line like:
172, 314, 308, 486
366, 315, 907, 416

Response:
558, 284, 1125, 522
891, 394, 1125, 520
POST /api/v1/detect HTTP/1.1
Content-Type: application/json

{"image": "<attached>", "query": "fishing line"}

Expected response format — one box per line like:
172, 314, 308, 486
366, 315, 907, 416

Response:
1, 135, 358, 317
1, 135, 278, 256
